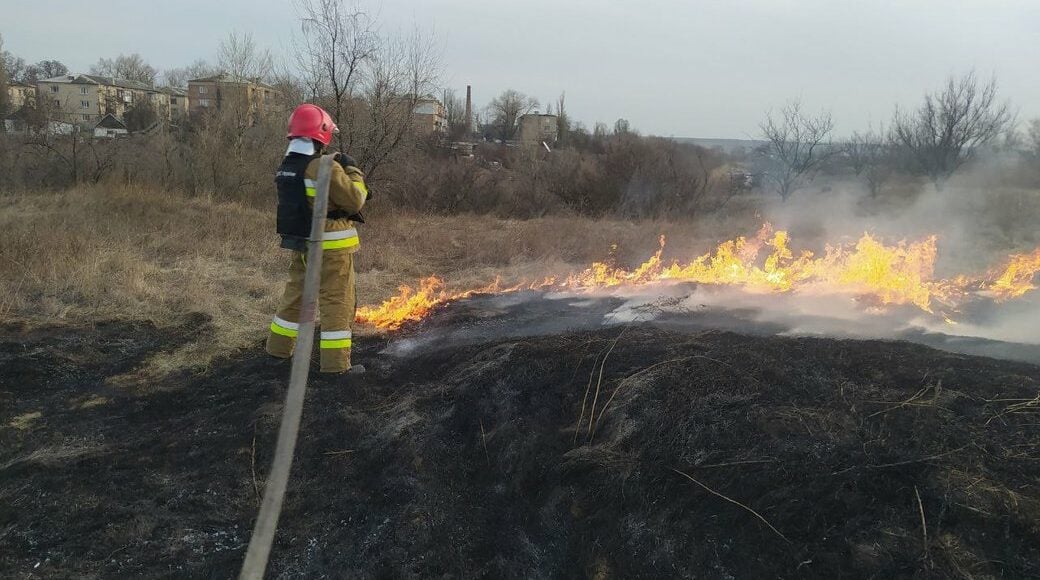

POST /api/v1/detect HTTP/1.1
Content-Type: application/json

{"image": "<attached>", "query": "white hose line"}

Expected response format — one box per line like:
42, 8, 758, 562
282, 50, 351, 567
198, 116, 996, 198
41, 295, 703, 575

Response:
239, 154, 335, 580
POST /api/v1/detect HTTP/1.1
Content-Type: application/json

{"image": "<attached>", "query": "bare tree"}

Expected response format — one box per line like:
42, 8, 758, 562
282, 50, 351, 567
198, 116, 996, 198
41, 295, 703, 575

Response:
759, 100, 834, 201
294, 0, 378, 152
292, 0, 439, 177
845, 125, 892, 197
613, 118, 630, 136
486, 89, 538, 141
162, 59, 218, 87
124, 99, 158, 132
219, 32, 274, 82
23, 60, 67, 83
891, 72, 1014, 189
1027, 118, 1040, 159
1, 43, 27, 85
358, 28, 440, 177
556, 92, 570, 145
268, 67, 307, 111
91, 54, 157, 84
24, 125, 118, 186
442, 88, 467, 141
0, 34, 9, 119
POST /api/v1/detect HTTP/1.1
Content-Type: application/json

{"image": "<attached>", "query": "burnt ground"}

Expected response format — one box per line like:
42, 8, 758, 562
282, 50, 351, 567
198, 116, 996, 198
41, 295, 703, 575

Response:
1, 298, 1039, 579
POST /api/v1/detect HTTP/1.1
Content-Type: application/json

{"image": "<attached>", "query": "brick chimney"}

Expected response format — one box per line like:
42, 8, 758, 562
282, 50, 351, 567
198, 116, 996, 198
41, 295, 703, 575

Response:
465, 85, 473, 136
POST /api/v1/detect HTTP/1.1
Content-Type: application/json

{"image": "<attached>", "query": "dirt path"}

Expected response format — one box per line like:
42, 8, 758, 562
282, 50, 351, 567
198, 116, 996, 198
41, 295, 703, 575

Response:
1, 314, 1038, 578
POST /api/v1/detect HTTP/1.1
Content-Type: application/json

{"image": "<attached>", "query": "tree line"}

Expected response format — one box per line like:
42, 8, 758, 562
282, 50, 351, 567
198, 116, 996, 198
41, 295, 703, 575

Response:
757, 72, 1035, 200
2, 4, 1040, 217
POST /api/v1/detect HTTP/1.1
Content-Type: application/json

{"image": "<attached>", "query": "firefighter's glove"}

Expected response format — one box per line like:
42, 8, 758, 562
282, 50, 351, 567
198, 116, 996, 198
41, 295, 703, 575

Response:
335, 153, 359, 170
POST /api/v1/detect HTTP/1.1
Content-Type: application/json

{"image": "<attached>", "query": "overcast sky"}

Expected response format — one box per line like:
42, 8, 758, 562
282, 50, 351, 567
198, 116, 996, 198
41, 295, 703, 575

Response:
4, 0, 1038, 138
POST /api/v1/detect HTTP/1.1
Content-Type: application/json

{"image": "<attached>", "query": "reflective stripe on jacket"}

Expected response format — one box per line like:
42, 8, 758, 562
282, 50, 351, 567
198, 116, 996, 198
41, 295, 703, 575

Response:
303, 159, 367, 253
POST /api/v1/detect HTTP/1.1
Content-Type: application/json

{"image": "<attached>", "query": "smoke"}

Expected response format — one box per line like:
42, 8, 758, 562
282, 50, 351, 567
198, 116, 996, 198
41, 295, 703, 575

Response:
753, 154, 1040, 275
380, 155, 1040, 363
666, 156, 1040, 353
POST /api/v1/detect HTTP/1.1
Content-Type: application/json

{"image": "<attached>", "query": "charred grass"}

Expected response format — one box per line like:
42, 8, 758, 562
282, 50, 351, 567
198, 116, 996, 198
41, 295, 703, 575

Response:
0, 320, 1037, 578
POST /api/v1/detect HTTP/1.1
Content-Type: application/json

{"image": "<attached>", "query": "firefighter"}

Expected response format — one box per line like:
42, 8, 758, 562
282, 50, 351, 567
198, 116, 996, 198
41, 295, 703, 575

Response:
265, 103, 369, 373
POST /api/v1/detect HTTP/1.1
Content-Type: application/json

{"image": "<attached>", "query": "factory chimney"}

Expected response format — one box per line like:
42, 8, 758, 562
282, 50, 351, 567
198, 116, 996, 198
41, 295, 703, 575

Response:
465, 85, 473, 136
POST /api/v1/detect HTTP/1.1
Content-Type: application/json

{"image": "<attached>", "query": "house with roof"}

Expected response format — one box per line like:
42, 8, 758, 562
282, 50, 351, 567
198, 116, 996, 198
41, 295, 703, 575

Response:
93, 113, 128, 138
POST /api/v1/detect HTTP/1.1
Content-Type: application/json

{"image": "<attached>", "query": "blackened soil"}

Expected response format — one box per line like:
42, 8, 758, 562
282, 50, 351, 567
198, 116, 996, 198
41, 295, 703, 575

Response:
1, 316, 1039, 579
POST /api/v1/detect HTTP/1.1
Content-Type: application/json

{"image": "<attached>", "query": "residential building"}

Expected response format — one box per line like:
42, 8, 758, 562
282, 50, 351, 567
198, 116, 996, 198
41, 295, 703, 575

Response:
35, 74, 168, 128
6, 81, 36, 111
412, 97, 447, 135
3, 106, 73, 134
517, 113, 558, 144
187, 73, 282, 120
163, 87, 189, 122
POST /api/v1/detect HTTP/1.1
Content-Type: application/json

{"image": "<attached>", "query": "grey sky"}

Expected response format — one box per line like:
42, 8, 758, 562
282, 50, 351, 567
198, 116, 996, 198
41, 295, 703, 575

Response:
4, 0, 1038, 138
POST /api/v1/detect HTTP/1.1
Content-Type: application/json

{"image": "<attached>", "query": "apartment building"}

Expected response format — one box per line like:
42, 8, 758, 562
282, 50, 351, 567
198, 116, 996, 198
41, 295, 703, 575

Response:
187, 73, 281, 120
412, 97, 448, 135
163, 87, 189, 122
517, 113, 559, 145
36, 74, 169, 127
6, 81, 37, 111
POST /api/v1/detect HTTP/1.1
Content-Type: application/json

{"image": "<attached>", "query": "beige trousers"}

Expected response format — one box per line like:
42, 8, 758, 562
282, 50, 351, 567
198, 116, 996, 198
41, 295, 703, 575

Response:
265, 250, 356, 373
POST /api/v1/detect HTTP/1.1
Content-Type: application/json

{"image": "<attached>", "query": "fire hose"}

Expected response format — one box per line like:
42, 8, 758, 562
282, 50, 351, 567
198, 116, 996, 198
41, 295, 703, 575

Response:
239, 154, 335, 580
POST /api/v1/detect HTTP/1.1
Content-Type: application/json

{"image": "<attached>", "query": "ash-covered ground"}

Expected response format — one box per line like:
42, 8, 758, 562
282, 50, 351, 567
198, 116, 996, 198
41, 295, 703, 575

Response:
389, 286, 1040, 365
1, 294, 1039, 579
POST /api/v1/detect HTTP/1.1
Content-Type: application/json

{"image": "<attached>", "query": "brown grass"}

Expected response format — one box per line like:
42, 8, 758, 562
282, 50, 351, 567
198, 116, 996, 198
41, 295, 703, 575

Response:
0, 185, 755, 368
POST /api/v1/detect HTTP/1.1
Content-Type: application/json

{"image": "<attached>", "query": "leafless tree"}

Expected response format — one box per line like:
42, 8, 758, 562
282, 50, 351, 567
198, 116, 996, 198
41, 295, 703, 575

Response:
1, 39, 27, 85
91, 54, 158, 84
294, 0, 378, 151
292, 0, 439, 178
219, 32, 274, 82
613, 118, 631, 135
759, 100, 834, 201
442, 88, 467, 141
162, 60, 218, 88
358, 28, 440, 177
0, 34, 9, 119
845, 125, 892, 197
24, 125, 119, 186
268, 67, 307, 110
891, 72, 1014, 189
1027, 119, 1040, 159
556, 92, 570, 145
22, 60, 67, 83
124, 100, 158, 132
486, 89, 539, 141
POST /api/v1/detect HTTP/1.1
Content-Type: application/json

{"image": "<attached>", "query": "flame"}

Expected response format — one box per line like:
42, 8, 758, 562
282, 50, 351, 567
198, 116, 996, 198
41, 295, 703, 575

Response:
356, 224, 1040, 331
986, 248, 1040, 300
355, 276, 524, 330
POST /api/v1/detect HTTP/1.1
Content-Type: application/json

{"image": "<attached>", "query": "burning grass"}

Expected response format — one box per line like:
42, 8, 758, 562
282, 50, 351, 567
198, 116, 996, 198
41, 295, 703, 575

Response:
3, 185, 1039, 358
358, 223, 1040, 330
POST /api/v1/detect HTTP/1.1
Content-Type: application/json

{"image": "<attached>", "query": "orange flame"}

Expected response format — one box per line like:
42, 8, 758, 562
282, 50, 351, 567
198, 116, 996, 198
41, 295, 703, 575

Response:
986, 248, 1040, 300
356, 225, 1040, 331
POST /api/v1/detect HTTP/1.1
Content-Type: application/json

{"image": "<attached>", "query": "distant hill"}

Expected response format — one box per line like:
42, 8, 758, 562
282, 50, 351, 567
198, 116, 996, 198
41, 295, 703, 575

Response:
672, 137, 767, 154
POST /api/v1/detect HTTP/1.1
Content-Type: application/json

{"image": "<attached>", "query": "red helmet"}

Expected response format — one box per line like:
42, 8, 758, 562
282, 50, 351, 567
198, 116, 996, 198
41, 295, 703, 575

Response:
287, 103, 338, 146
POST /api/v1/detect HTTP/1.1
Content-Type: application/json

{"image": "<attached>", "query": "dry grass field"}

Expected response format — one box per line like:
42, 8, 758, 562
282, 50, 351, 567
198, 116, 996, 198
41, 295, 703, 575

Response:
0, 185, 756, 368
